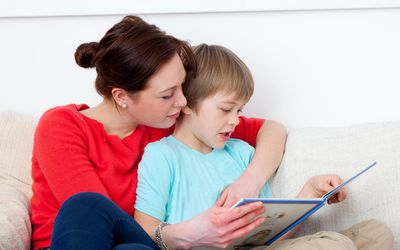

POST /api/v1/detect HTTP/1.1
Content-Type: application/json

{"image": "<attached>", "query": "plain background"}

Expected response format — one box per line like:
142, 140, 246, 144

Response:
1, 2, 399, 128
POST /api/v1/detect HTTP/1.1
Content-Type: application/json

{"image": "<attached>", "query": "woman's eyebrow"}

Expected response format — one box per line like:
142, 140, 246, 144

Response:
159, 85, 177, 93
159, 81, 185, 93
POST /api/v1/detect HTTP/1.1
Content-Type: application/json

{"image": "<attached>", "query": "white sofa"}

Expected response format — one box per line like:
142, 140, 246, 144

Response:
0, 110, 399, 249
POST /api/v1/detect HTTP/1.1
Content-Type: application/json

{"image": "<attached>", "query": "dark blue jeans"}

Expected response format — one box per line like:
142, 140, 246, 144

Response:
51, 192, 159, 250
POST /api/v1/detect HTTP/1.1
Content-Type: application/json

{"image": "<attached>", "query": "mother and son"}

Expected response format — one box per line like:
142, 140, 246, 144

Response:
30, 15, 393, 250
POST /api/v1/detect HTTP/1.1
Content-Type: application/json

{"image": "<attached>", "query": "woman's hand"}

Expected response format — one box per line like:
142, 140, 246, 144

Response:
162, 202, 266, 249
217, 169, 265, 208
297, 174, 347, 204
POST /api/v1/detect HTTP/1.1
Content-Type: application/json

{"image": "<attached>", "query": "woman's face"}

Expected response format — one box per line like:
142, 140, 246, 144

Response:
126, 53, 187, 128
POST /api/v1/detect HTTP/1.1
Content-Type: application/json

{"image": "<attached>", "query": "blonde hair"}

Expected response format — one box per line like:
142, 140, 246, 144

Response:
183, 44, 254, 111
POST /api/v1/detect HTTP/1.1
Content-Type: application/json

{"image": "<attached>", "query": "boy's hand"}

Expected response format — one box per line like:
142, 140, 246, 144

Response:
297, 174, 347, 204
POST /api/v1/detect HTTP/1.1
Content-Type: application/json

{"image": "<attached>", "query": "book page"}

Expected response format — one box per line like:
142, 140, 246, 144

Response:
229, 201, 322, 249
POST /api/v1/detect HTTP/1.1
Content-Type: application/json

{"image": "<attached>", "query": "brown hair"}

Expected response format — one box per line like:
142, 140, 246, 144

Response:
183, 44, 254, 111
75, 16, 196, 98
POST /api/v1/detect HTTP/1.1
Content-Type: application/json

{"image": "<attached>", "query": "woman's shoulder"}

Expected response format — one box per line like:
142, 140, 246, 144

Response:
37, 104, 89, 129
41, 104, 87, 119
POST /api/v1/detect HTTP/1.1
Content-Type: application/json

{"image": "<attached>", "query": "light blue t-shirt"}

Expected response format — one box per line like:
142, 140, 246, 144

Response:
135, 136, 273, 224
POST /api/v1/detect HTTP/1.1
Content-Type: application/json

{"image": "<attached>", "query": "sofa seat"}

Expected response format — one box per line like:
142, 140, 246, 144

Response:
0, 110, 399, 249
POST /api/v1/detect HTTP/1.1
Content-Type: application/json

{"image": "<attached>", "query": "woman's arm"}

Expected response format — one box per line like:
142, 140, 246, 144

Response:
223, 119, 287, 207
34, 109, 111, 204
134, 211, 161, 240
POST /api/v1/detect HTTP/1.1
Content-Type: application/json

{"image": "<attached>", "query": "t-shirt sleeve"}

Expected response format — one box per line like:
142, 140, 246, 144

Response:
225, 139, 255, 169
231, 116, 265, 147
33, 108, 110, 205
135, 142, 172, 221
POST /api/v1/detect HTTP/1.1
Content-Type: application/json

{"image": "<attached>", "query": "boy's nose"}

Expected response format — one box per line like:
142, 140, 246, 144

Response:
229, 114, 240, 126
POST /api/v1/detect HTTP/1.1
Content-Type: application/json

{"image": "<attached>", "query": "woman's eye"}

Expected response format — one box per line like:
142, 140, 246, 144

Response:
237, 109, 243, 114
161, 94, 173, 100
220, 108, 231, 113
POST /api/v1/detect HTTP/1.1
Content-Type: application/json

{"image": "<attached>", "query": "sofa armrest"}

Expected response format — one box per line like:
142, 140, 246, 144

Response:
0, 183, 31, 250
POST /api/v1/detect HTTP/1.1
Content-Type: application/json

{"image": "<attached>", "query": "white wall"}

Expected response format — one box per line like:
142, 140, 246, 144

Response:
1, 8, 399, 128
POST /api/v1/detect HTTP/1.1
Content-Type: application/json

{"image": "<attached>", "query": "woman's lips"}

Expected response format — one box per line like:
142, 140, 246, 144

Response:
168, 112, 180, 119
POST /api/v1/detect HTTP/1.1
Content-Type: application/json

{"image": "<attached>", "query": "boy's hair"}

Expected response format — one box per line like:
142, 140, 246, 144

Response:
183, 44, 254, 111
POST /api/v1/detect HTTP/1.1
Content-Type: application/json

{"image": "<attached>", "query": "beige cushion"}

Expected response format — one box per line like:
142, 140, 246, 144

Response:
0, 183, 31, 250
0, 111, 37, 198
270, 120, 400, 248
0, 111, 37, 250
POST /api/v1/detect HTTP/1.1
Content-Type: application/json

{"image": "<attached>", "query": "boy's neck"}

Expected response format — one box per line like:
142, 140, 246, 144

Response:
173, 118, 213, 154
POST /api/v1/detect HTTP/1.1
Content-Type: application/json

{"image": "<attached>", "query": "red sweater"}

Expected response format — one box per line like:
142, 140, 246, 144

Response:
30, 104, 265, 249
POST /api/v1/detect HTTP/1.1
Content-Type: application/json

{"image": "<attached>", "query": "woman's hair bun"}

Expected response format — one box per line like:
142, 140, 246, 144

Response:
74, 42, 99, 68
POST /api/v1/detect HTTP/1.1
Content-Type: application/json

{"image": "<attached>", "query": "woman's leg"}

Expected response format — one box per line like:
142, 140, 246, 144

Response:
266, 231, 357, 250
340, 219, 394, 250
51, 192, 159, 250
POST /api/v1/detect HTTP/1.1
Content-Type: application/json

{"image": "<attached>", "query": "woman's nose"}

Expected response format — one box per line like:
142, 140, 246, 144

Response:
174, 88, 187, 107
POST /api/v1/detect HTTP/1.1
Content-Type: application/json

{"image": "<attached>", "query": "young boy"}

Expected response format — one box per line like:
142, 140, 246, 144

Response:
134, 44, 393, 250
135, 44, 272, 223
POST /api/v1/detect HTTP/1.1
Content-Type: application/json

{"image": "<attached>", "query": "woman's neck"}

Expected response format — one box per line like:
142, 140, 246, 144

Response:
81, 99, 138, 139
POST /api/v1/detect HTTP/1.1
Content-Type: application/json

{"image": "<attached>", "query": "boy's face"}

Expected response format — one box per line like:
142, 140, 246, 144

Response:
184, 91, 247, 152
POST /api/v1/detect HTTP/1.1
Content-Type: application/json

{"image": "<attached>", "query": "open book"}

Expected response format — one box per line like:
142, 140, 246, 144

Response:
224, 161, 377, 250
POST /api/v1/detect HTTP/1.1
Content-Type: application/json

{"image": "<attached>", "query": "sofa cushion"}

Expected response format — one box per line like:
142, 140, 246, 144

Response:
0, 111, 37, 198
270, 120, 400, 248
0, 183, 31, 250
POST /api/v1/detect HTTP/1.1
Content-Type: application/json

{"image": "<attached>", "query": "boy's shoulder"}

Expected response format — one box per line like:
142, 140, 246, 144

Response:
143, 136, 182, 156
224, 138, 255, 163
225, 138, 254, 150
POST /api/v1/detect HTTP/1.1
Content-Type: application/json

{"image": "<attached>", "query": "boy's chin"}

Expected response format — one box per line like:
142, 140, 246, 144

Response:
212, 142, 226, 149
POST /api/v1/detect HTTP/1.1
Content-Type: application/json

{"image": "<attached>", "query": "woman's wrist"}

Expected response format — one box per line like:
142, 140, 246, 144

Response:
245, 163, 270, 189
162, 222, 193, 250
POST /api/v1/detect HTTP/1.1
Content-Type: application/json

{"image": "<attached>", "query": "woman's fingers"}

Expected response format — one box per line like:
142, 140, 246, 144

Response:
226, 202, 265, 223
216, 189, 229, 207
225, 205, 265, 232
225, 216, 266, 243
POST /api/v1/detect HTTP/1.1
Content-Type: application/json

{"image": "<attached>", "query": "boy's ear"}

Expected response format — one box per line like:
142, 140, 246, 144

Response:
182, 106, 193, 115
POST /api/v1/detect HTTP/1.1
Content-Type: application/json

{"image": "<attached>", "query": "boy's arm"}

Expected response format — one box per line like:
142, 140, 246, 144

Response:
279, 174, 347, 240
224, 119, 287, 207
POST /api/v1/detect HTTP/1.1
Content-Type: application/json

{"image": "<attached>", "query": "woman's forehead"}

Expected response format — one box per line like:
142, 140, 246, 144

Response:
145, 53, 186, 92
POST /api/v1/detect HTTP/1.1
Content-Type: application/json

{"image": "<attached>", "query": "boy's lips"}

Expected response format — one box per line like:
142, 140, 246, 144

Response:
219, 131, 233, 140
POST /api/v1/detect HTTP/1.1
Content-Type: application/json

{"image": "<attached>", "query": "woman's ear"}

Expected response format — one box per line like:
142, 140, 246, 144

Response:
182, 106, 193, 115
111, 88, 130, 108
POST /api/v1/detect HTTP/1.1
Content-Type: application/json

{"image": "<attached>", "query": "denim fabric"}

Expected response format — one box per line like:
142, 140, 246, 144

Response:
51, 192, 159, 250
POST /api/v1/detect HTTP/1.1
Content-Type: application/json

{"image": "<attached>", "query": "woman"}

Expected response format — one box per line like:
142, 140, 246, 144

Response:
30, 15, 287, 250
